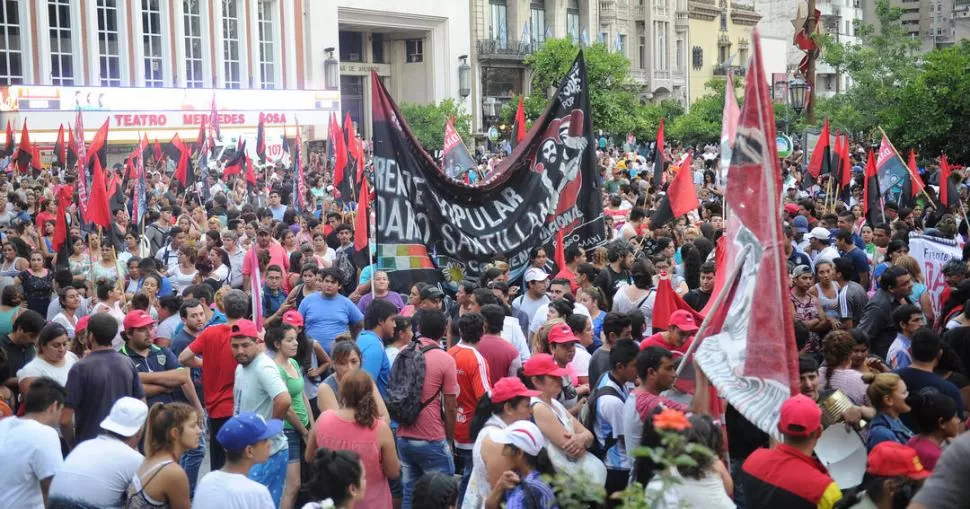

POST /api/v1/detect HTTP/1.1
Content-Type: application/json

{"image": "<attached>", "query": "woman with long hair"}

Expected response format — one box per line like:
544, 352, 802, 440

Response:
680, 242, 703, 290
92, 238, 124, 290
306, 370, 400, 509
125, 402, 201, 509
400, 282, 428, 318
576, 287, 606, 352
205, 247, 231, 291
140, 273, 163, 320
302, 448, 366, 509
894, 254, 936, 325
464, 378, 536, 509
528, 247, 548, 270
810, 261, 842, 327
17, 322, 75, 394
0, 241, 27, 293
170, 245, 199, 295
484, 420, 557, 509
612, 259, 656, 336
864, 373, 913, 451
66, 235, 91, 284
818, 330, 869, 405
0, 284, 23, 336
285, 264, 319, 312
315, 339, 388, 420
525, 353, 595, 463
906, 391, 960, 470
268, 324, 313, 509
15, 250, 54, 316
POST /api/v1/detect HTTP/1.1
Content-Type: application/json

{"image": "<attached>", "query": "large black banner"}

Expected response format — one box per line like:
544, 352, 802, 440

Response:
372, 51, 605, 291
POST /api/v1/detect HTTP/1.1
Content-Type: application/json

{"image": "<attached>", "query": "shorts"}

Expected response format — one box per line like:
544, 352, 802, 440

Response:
284, 428, 303, 464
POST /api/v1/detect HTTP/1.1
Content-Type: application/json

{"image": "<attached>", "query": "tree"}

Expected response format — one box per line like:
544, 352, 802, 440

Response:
397, 99, 472, 154
666, 79, 740, 145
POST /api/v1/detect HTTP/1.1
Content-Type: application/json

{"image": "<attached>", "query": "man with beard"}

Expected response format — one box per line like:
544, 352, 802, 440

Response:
593, 241, 634, 310
684, 261, 715, 311
231, 319, 291, 506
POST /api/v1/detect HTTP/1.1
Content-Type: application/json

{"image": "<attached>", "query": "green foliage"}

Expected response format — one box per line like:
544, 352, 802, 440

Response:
815, 0, 970, 160
397, 99, 472, 153
667, 79, 740, 145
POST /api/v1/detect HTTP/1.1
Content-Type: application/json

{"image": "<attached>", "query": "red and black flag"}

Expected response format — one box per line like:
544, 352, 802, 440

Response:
52, 183, 73, 268
442, 116, 477, 182
1, 120, 12, 158
195, 115, 208, 150
30, 145, 41, 171
14, 120, 32, 172
255, 113, 267, 162
223, 139, 246, 177
153, 138, 163, 163
167, 133, 192, 187
863, 149, 886, 225
353, 175, 371, 268
806, 117, 831, 180
328, 112, 349, 197
86, 118, 110, 172
511, 96, 527, 149
837, 133, 852, 203
939, 154, 959, 209
53, 124, 66, 168
651, 152, 699, 229
652, 118, 666, 188
244, 154, 257, 186
66, 125, 78, 171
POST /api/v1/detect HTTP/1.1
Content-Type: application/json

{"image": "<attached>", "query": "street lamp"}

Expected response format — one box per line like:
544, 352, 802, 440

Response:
324, 47, 339, 90
458, 55, 471, 98
788, 77, 810, 116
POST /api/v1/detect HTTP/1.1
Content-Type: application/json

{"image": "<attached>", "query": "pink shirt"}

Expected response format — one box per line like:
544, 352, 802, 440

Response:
241, 239, 290, 275
907, 436, 942, 470
315, 411, 390, 509
397, 338, 459, 441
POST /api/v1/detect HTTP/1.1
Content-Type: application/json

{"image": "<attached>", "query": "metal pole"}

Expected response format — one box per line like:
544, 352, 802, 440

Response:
806, 0, 817, 124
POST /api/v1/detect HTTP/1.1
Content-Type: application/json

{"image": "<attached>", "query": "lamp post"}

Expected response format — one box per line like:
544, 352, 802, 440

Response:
805, 0, 817, 123
324, 47, 339, 91
458, 55, 471, 98
788, 77, 810, 117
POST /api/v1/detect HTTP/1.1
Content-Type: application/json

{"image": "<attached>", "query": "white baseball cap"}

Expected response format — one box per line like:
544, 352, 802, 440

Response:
808, 227, 831, 241
100, 397, 149, 437
491, 420, 546, 456
523, 267, 549, 283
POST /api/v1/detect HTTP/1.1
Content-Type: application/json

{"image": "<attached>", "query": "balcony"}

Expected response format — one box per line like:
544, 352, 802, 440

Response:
477, 39, 534, 62
675, 10, 689, 29
714, 64, 746, 76
718, 33, 732, 45
600, 0, 617, 23
634, 3, 645, 19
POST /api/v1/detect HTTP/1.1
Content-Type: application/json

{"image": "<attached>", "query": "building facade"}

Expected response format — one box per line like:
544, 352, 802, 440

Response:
686, 0, 760, 103
0, 0, 471, 152
862, 0, 970, 51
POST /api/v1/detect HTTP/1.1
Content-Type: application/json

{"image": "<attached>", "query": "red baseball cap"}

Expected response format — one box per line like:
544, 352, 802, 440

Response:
123, 310, 155, 330
867, 442, 932, 480
669, 310, 699, 333
784, 203, 800, 216
522, 354, 570, 377
230, 319, 260, 338
75, 315, 90, 333
282, 310, 304, 327
547, 324, 579, 344
491, 377, 540, 403
777, 394, 822, 437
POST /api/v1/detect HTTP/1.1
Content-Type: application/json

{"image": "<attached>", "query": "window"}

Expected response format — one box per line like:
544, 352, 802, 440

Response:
639, 36, 645, 68
720, 12, 727, 31
0, 0, 23, 84
257, 0, 275, 89
222, 0, 240, 88
490, 0, 508, 46
655, 22, 668, 70
183, 0, 203, 87
567, 5, 580, 44
97, 0, 122, 86
406, 39, 423, 63
675, 39, 683, 70
692, 46, 703, 69
142, 0, 163, 87
372, 33, 384, 64
618, 34, 626, 56
482, 66, 523, 97
530, 4, 546, 48
49, 0, 74, 85
339, 31, 362, 62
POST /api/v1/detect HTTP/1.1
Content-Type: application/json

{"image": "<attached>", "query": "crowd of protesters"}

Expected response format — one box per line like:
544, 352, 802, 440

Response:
3, 131, 970, 509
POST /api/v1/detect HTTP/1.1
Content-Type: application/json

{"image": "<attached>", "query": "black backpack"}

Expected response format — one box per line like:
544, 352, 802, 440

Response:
385, 339, 441, 426
580, 382, 623, 460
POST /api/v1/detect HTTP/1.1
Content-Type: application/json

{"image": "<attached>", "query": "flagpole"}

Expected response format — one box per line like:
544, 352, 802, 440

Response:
878, 126, 936, 208
676, 244, 753, 377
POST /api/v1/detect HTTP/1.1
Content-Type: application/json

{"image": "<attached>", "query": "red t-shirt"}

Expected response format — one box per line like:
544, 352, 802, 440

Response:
397, 338, 459, 441
554, 267, 579, 294
242, 239, 290, 276
448, 343, 491, 447
640, 332, 693, 357
187, 323, 238, 418
476, 334, 519, 386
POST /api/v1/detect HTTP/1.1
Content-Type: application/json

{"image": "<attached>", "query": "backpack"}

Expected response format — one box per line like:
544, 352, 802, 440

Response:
385, 339, 441, 426
333, 249, 357, 289
579, 382, 624, 460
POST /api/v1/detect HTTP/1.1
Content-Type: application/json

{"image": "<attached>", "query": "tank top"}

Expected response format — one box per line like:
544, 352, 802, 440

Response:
0, 305, 19, 336
125, 460, 175, 509
815, 282, 841, 319
314, 411, 390, 509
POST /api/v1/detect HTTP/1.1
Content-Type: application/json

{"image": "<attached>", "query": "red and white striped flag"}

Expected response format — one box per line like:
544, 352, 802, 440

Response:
74, 110, 89, 219
247, 244, 263, 331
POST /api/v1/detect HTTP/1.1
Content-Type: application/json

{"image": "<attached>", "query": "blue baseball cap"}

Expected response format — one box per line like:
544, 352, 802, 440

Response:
216, 412, 284, 451
792, 215, 809, 234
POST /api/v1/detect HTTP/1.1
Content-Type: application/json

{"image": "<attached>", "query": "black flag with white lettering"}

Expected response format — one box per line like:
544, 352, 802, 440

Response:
371, 51, 605, 292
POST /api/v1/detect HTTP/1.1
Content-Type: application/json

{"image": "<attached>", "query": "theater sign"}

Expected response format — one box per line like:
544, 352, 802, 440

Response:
0, 86, 341, 145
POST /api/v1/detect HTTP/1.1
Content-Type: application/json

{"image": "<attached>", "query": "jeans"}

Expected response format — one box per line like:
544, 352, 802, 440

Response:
397, 437, 455, 509
180, 419, 207, 496
209, 416, 231, 471
730, 456, 746, 509
457, 448, 473, 507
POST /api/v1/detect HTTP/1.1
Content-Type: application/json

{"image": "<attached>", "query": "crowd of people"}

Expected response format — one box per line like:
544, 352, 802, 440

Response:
2, 131, 970, 509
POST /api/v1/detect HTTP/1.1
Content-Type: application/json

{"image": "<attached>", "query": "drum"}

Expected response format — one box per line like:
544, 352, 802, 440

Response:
814, 425, 867, 489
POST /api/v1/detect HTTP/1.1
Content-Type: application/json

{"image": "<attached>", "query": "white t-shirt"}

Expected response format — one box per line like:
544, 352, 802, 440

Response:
528, 302, 592, 334
569, 346, 592, 379
501, 316, 532, 363
0, 417, 63, 509
17, 351, 79, 387
48, 434, 144, 509
193, 470, 275, 509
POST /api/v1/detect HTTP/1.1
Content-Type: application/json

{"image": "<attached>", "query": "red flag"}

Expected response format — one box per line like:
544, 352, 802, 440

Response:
74, 110, 89, 220
355, 138, 366, 186
701, 236, 728, 316
223, 140, 246, 177
807, 118, 830, 178
554, 228, 566, 273
330, 112, 349, 188
512, 96, 527, 147
87, 118, 110, 171
31, 145, 41, 170
840, 134, 852, 190
863, 149, 876, 217
170, 134, 190, 186
344, 113, 361, 184
692, 30, 800, 439
52, 184, 73, 253
255, 113, 266, 161
244, 155, 257, 186
53, 124, 66, 167
87, 156, 112, 228
107, 169, 120, 200
153, 138, 163, 162
907, 149, 923, 197
650, 152, 699, 228
2, 120, 12, 157
652, 277, 705, 331
14, 120, 31, 172
652, 118, 666, 187
354, 177, 370, 252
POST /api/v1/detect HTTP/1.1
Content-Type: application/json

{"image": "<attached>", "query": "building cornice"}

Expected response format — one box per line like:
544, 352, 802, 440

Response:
730, 5, 761, 26
688, 1, 719, 21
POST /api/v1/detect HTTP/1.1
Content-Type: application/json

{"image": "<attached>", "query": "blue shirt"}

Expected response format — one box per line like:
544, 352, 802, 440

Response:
504, 470, 559, 509
356, 330, 391, 399
866, 412, 913, 452
120, 343, 183, 407
840, 246, 870, 284
262, 284, 286, 318
895, 367, 965, 432
137, 275, 175, 297
887, 333, 913, 370
299, 292, 364, 354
